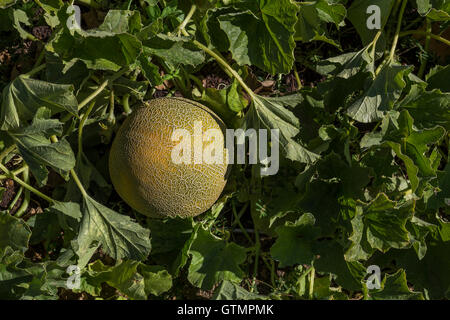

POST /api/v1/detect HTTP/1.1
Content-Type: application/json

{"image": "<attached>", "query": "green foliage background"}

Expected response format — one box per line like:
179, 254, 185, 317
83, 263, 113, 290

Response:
0, 0, 449, 300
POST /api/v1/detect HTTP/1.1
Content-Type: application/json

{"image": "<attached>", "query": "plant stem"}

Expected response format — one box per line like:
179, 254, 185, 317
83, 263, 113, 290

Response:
293, 63, 302, 90
0, 162, 55, 203
418, 19, 432, 79
8, 185, 23, 212
15, 168, 30, 217
177, 4, 197, 36
122, 94, 132, 114
78, 101, 96, 159
308, 266, 315, 299
0, 165, 28, 180
78, 68, 129, 111
391, 0, 402, 21
270, 258, 276, 288
188, 74, 204, 91
0, 145, 17, 163
232, 200, 254, 245
230, 202, 249, 227
32, 45, 46, 69
108, 88, 116, 124
23, 63, 46, 78
370, 30, 383, 60
249, 167, 261, 292
70, 168, 88, 197
399, 30, 450, 47
181, 28, 256, 100
50, 136, 88, 198
76, 0, 100, 8
388, 0, 408, 62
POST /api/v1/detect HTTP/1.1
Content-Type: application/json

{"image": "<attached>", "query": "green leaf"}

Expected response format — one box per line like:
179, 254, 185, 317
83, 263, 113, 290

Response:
99, 10, 142, 34
426, 65, 450, 92
415, 0, 450, 20
0, 212, 31, 254
295, 0, 345, 48
188, 227, 246, 290
347, 63, 411, 123
47, 7, 143, 71
427, 162, 450, 210
83, 260, 172, 299
147, 217, 195, 275
12, 9, 37, 40
72, 195, 151, 267
399, 86, 450, 130
192, 80, 246, 127
361, 110, 445, 192
396, 240, 450, 299
347, 0, 394, 45
315, 46, 373, 79
314, 240, 366, 291
45, 51, 91, 94
213, 280, 267, 300
8, 116, 76, 186
139, 264, 173, 296
0, 0, 16, 9
245, 94, 320, 164
143, 34, 205, 68
85, 260, 146, 299
345, 194, 412, 261
136, 55, 163, 86
407, 216, 438, 260
35, 0, 63, 28
367, 269, 425, 300
316, 153, 371, 198
0, 249, 64, 300
217, 0, 298, 74
0, 76, 78, 130
270, 213, 320, 267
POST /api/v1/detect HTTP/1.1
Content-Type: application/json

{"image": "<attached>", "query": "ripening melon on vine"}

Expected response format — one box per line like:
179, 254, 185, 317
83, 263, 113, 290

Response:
108, 97, 229, 218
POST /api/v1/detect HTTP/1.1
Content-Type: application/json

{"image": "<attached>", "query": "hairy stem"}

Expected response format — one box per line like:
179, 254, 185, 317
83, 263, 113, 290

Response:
177, 4, 197, 36
388, 0, 408, 62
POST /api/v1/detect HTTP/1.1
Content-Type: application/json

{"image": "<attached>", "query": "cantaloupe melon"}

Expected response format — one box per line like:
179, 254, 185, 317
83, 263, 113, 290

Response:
109, 97, 229, 218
